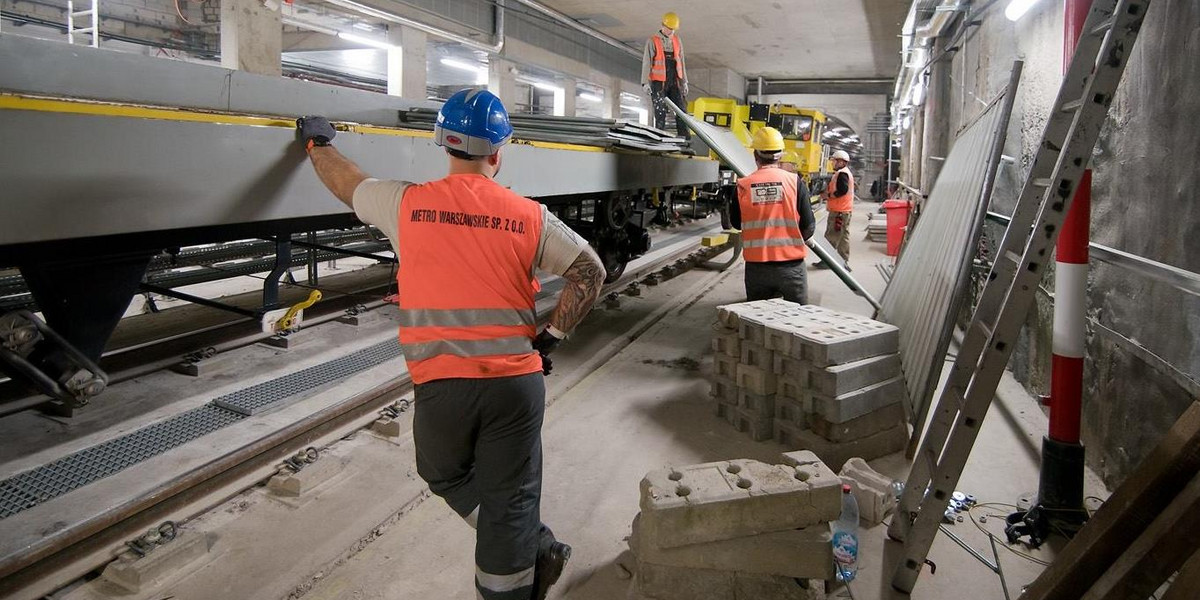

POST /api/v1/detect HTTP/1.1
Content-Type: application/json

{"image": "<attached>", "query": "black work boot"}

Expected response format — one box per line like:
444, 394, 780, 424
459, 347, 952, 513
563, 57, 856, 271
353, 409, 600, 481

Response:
532, 526, 571, 600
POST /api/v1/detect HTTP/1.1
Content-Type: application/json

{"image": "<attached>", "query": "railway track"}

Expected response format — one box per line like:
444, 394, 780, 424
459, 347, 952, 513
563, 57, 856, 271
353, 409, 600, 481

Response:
0, 218, 737, 600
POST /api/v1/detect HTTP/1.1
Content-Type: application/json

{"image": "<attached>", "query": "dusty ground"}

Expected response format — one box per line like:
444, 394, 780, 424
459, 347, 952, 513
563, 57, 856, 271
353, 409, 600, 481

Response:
295, 204, 1108, 600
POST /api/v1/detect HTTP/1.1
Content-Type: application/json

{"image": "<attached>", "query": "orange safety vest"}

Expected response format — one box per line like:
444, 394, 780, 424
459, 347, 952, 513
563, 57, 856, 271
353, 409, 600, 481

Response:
649, 34, 685, 82
826, 167, 855, 213
736, 167, 807, 263
395, 174, 544, 384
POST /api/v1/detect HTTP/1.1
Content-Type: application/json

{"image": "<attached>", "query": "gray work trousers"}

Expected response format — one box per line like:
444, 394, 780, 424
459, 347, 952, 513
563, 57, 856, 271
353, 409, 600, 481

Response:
745, 259, 808, 304
825, 210, 852, 263
414, 372, 546, 600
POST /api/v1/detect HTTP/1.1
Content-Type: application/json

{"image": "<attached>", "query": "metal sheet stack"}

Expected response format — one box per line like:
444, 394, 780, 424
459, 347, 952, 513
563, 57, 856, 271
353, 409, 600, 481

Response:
866, 213, 888, 243
710, 300, 908, 470
396, 108, 691, 153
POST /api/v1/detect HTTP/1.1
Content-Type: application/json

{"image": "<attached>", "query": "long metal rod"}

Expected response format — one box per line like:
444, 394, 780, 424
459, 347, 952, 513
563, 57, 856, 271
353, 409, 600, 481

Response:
139, 284, 260, 319
508, 0, 639, 59
320, 0, 504, 54
985, 212, 1200, 297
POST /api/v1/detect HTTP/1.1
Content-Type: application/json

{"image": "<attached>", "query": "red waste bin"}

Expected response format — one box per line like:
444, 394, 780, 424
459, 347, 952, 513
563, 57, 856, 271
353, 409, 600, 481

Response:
883, 199, 913, 257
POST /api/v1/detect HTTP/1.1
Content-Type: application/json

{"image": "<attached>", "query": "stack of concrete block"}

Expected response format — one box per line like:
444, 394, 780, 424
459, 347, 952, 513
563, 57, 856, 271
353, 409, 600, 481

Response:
629, 451, 840, 599
709, 299, 800, 441
712, 300, 909, 470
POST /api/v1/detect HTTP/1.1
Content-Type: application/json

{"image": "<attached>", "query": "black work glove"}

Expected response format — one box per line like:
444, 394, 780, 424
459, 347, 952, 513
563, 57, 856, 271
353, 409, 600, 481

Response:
297, 116, 336, 147
532, 330, 561, 376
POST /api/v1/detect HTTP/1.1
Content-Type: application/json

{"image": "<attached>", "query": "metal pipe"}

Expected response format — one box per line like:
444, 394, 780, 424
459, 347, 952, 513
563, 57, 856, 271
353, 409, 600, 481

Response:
508, 0, 639, 58
757, 76, 764, 102
320, 0, 504, 54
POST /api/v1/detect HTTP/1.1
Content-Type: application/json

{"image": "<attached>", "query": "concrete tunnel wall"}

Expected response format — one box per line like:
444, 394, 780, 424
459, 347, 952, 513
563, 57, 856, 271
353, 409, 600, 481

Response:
915, 0, 1200, 488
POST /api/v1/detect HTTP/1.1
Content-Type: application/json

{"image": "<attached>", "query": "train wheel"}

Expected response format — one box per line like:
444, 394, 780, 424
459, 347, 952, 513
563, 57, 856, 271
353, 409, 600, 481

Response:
600, 246, 626, 283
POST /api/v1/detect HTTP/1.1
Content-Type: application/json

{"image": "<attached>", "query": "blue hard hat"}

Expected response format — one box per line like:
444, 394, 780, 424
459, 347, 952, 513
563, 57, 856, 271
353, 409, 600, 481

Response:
435, 89, 513, 156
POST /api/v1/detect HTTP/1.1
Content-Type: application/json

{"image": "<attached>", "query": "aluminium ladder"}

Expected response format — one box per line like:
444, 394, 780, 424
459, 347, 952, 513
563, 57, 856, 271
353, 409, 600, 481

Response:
67, 0, 99, 47
887, 0, 1151, 592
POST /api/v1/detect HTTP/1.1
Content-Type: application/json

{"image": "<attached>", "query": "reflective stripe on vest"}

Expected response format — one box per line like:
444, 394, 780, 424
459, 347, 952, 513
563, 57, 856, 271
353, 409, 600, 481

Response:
736, 166, 807, 263
826, 167, 855, 213
397, 308, 537, 329
396, 174, 544, 384
649, 34, 684, 82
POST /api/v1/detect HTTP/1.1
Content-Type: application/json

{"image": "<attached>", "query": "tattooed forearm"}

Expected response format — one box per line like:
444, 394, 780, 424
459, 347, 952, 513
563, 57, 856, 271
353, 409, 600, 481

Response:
550, 246, 606, 334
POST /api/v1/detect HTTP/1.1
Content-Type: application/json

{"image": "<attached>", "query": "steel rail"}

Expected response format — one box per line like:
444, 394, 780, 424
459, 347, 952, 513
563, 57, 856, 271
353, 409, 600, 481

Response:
0, 221, 727, 597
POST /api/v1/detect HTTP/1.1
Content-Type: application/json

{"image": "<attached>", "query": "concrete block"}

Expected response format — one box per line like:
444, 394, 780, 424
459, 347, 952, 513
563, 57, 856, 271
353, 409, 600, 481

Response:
810, 402, 906, 443
777, 375, 808, 400
712, 330, 741, 358
773, 354, 810, 382
739, 341, 773, 370
809, 353, 901, 397
637, 560, 825, 600
639, 458, 841, 548
267, 456, 343, 497
737, 389, 774, 416
731, 408, 774, 441
370, 417, 402, 437
101, 531, 214, 593
716, 299, 799, 329
736, 363, 777, 396
630, 515, 834, 579
810, 376, 907, 423
777, 423, 908, 471
710, 375, 738, 405
839, 457, 897, 526
714, 353, 739, 379
787, 319, 899, 367
716, 402, 736, 422
775, 395, 811, 429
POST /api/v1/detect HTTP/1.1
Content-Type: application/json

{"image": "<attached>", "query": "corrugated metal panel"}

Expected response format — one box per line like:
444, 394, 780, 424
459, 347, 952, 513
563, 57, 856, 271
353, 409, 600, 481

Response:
879, 68, 1020, 441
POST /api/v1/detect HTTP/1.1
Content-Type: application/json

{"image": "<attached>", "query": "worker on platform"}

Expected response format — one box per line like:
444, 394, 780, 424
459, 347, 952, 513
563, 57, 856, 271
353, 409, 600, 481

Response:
295, 89, 606, 600
641, 11, 690, 139
823, 149, 855, 268
730, 127, 816, 304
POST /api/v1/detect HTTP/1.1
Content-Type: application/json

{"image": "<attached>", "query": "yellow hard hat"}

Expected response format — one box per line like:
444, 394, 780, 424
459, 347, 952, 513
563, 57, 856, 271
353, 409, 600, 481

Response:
751, 127, 785, 152
662, 12, 680, 30
780, 149, 801, 165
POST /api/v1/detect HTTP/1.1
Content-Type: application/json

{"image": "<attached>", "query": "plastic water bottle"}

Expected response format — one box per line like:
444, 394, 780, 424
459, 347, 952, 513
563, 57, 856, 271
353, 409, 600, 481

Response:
831, 483, 860, 582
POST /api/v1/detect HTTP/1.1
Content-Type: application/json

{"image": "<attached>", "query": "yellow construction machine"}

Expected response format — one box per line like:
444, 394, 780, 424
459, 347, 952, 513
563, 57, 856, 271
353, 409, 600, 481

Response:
688, 98, 830, 186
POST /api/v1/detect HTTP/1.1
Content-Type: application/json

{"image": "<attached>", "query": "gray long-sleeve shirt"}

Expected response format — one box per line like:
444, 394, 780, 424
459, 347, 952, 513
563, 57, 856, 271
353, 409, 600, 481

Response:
641, 31, 688, 87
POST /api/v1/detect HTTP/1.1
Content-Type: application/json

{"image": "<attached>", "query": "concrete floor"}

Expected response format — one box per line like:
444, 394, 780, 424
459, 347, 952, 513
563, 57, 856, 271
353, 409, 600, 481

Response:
27, 204, 1113, 600
289, 203, 1109, 600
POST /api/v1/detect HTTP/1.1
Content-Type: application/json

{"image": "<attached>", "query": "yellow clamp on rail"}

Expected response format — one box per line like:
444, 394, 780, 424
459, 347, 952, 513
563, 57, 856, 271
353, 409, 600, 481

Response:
275, 290, 322, 332
701, 233, 730, 247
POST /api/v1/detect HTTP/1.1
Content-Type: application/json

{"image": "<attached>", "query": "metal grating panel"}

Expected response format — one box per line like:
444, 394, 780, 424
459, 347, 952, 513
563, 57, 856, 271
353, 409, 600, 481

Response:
214, 340, 401, 415
878, 68, 1019, 446
0, 405, 244, 519
0, 339, 403, 520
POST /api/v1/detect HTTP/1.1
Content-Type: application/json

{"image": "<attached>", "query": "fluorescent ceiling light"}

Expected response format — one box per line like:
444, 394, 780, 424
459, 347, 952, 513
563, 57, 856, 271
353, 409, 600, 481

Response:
441, 58, 485, 73
1005, 0, 1040, 21
532, 81, 563, 93
579, 93, 603, 102
337, 31, 393, 50
282, 16, 338, 36
351, 22, 375, 31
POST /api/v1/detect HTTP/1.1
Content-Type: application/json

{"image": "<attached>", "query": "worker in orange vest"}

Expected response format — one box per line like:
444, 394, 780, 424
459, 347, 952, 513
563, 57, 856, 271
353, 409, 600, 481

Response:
295, 89, 606, 600
641, 11, 690, 139
823, 149, 855, 268
730, 128, 816, 303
